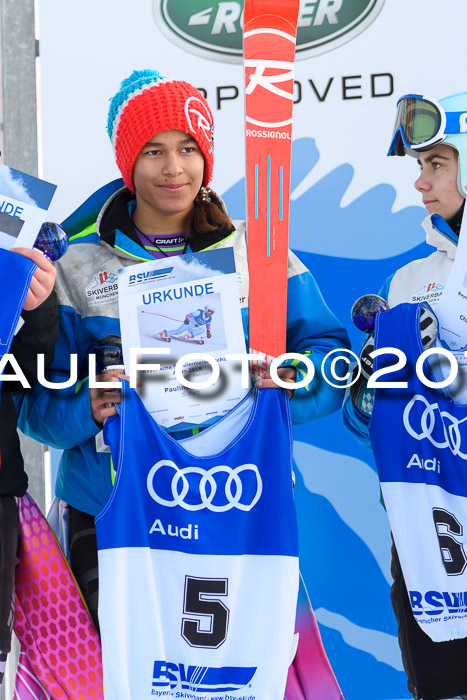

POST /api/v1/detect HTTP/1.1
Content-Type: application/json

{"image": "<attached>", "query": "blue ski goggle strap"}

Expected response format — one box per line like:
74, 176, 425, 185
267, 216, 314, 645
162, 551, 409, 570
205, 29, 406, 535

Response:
387, 94, 467, 156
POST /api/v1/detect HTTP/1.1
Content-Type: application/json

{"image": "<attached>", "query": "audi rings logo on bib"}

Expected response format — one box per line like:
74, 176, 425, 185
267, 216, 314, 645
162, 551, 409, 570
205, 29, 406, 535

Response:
403, 394, 467, 459
147, 460, 263, 512
244, 22, 296, 133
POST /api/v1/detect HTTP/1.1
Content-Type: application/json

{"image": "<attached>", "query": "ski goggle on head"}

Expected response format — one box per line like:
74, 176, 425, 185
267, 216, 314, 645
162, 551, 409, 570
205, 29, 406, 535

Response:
387, 94, 467, 156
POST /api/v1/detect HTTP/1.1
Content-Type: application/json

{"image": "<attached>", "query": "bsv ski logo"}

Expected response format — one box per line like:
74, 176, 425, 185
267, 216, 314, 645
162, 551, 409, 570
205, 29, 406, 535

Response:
152, 661, 257, 693
128, 267, 173, 286
153, 0, 385, 63
147, 460, 263, 512
411, 590, 467, 616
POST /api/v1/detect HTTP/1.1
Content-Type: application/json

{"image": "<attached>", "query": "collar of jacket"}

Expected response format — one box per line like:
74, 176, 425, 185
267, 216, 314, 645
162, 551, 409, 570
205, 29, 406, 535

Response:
423, 213, 458, 260
97, 186, 235, 260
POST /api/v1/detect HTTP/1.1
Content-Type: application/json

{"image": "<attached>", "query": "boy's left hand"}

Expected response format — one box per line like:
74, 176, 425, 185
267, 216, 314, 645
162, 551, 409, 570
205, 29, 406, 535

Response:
11, 247, 57, 311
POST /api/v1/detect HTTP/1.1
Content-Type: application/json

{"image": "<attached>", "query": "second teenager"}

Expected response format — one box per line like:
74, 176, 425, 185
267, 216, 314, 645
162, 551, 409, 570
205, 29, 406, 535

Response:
344, 91, 467, 700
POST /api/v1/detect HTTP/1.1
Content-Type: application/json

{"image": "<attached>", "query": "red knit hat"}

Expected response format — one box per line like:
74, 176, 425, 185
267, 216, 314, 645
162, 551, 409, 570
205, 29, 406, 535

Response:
107, 70, 214, 193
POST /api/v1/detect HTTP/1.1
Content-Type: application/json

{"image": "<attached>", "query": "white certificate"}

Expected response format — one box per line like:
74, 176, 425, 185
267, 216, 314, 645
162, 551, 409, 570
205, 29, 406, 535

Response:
118, 248, 249, 431
0, 164, 56, 250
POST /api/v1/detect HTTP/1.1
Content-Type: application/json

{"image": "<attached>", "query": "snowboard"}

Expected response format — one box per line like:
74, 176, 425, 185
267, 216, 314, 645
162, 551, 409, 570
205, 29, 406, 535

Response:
244, 0, 299, 376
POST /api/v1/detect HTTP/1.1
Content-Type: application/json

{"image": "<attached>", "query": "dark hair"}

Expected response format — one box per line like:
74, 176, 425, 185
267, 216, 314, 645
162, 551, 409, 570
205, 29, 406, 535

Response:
189, 191, 233, 238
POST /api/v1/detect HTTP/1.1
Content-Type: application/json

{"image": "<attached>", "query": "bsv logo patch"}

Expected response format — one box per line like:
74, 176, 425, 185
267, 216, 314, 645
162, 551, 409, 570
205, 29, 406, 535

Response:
410, 590, 467, 616
152, 661, 257, 693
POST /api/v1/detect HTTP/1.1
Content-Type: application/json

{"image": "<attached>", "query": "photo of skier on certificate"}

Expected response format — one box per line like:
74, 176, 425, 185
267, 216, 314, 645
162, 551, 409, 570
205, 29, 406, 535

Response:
137, 290, 226, 351
157, 304, 215, 345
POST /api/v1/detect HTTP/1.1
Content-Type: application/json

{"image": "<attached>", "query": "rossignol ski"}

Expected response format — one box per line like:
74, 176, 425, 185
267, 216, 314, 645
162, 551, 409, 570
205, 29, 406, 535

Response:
244, 0, 299, 374
243, 3, 344, 698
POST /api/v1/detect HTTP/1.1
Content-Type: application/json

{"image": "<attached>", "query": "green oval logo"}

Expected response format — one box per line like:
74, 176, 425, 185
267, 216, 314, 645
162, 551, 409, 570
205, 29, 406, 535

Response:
153, 0, 385, 63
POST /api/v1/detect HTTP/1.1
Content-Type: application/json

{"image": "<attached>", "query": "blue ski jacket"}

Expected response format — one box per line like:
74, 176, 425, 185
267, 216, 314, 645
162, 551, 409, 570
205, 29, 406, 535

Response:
18, 181, 350, 515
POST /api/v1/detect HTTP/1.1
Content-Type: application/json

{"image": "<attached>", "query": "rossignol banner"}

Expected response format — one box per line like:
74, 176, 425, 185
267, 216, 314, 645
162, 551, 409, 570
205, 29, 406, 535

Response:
38, 1, 467, 698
